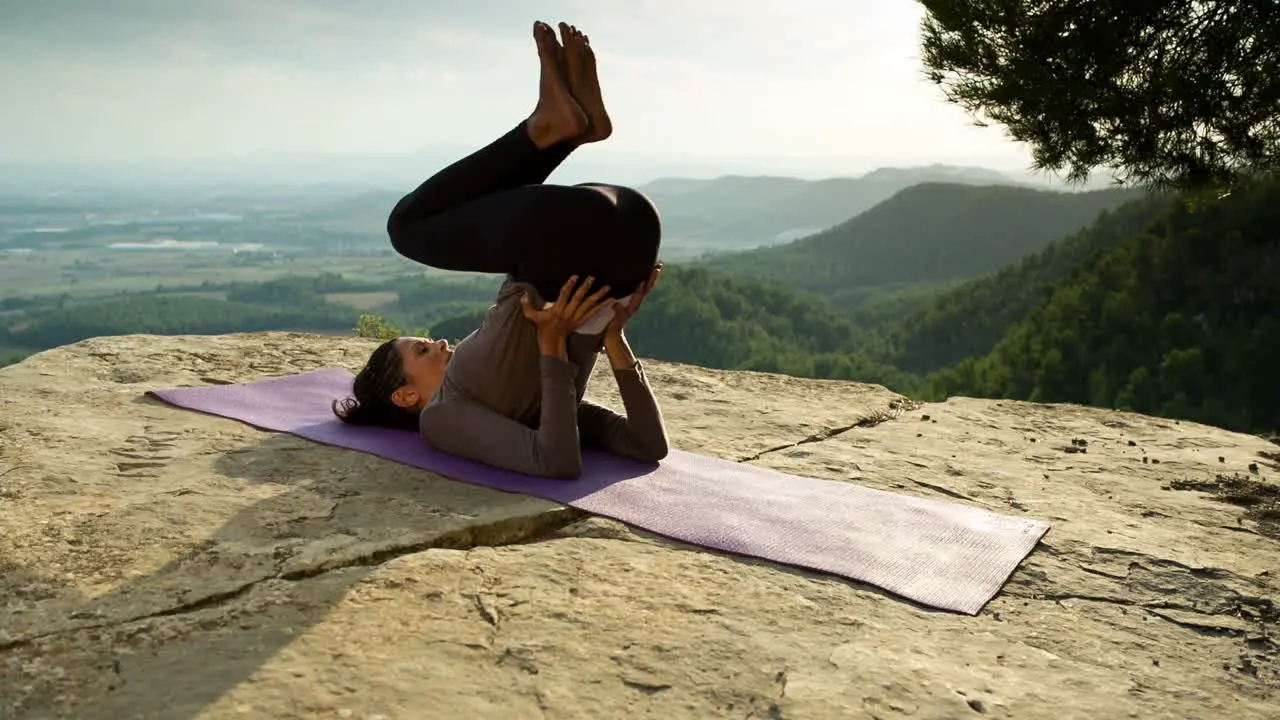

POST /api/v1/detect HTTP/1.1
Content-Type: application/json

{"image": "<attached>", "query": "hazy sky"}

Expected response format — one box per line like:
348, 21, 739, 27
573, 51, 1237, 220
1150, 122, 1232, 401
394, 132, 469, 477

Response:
0, 0, 1037, 173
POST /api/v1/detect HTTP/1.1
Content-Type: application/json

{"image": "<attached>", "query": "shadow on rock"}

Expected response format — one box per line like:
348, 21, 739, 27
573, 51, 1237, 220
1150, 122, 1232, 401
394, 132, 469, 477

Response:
2, 432, 575, 720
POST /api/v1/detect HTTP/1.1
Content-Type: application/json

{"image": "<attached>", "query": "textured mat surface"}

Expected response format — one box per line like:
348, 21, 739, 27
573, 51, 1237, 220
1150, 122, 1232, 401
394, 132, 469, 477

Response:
151, 368, 1050, 614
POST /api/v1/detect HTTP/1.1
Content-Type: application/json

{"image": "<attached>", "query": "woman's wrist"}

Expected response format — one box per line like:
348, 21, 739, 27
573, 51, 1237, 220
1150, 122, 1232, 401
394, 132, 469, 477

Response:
602, 330, 638, 370
538, 330, 568, 359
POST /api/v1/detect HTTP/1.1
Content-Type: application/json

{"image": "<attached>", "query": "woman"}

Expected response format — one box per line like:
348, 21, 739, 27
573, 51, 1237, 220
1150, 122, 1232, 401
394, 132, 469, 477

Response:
334, 20, 669, 480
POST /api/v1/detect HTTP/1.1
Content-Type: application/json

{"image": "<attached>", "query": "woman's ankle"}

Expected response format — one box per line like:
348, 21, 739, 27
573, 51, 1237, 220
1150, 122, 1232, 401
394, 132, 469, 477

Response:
525, 114, 561, 150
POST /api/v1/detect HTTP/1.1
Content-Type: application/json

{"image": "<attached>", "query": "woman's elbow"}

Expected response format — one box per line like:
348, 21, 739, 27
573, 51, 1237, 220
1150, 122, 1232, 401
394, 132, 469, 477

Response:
639, 435, 669, 463
543, 455, 583, 480
537, 445, 583, 480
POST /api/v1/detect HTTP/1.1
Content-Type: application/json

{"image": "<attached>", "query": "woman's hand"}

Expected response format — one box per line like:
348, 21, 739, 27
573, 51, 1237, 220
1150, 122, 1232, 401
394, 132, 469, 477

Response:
605, 263, 662, 338
522, 275, 612, 357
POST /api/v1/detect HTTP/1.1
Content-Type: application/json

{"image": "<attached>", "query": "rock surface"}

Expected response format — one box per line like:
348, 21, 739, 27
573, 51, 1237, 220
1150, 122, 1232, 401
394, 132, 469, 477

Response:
0, 332, 1275, 720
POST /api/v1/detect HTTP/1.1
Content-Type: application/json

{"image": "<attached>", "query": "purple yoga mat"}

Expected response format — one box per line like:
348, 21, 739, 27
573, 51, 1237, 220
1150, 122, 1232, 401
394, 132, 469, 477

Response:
150, 368, 1049, 614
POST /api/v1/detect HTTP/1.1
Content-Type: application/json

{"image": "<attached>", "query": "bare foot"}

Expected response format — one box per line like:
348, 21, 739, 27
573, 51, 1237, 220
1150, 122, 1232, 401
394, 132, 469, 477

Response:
527, 21, 588, 149
559, 22, 612, 144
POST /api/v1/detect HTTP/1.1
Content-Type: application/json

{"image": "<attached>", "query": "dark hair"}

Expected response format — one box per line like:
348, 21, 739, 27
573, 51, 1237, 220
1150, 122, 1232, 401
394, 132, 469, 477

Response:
333, 338, 421, 431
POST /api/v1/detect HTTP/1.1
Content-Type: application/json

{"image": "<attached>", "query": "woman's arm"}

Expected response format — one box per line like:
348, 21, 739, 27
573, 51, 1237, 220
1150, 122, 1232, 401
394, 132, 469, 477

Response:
577, 331, 670, 462
420, 353, 584, 479
420, 278, 613, 480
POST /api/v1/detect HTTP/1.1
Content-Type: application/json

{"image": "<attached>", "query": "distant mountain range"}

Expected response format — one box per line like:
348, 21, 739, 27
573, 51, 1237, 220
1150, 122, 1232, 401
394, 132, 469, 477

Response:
214, 163, 1068, 251
2, 152, 985, 195
636, 164, 1033, 248
1, 155, 1134, 264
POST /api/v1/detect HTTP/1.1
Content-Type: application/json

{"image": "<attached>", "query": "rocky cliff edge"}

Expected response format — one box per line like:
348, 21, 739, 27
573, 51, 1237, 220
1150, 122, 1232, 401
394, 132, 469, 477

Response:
1, 333, 1276, 719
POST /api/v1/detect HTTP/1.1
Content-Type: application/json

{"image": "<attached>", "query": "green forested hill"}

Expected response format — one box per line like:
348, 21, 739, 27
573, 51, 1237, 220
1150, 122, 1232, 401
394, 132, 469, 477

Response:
622, 265, 860, 366
880, 192, 1176, 373
704, 183, 1143, 303
928, 177, 1280, 433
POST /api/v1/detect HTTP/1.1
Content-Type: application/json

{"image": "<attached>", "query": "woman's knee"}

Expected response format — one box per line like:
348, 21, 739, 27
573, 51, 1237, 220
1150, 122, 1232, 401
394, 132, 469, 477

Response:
386, 210, 448, 268
386, 223, 422, 265
385, 195, 454, 266
386, 196, 415, 253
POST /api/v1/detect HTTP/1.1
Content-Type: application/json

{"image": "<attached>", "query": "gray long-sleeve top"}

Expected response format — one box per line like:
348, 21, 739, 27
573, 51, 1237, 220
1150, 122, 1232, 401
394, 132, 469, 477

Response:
418, 276, 670, 479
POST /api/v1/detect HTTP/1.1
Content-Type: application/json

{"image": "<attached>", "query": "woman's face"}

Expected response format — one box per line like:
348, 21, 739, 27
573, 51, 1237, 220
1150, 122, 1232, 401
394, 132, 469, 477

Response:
390, 336, 453, 411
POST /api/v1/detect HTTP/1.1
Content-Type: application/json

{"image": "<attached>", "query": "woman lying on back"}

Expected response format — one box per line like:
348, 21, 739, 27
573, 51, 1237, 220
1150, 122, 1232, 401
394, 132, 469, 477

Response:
333, 20, 669, 479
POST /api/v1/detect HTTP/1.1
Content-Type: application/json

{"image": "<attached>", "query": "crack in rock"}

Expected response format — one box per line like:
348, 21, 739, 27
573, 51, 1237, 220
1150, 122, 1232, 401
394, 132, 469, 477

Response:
0, 507, 586, 652
1008, 592, 1276, 637
467, 593, 502, 630
738, 402, 915, 463
738, 422, 866, 463
907, 478, 976, 502
621, 679, 672, 695
1144, 607, 1258, 638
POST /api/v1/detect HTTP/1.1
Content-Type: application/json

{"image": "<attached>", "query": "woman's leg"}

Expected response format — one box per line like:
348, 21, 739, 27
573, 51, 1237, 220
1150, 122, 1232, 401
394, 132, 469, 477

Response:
391, 171, 657, 302
385, 122, 575, 273
504, 24, 660, 303
385, 121, 659, 301
385, 20, 588, 274
384, 20, 658, 302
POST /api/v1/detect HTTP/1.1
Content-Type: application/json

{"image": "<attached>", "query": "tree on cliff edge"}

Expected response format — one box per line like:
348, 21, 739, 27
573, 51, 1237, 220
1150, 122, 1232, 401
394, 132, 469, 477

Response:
917, 0, 1280, 191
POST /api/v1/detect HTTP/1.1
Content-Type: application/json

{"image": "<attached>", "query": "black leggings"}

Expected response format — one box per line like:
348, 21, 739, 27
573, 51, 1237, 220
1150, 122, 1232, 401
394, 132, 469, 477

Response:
386, 122, 662, 302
